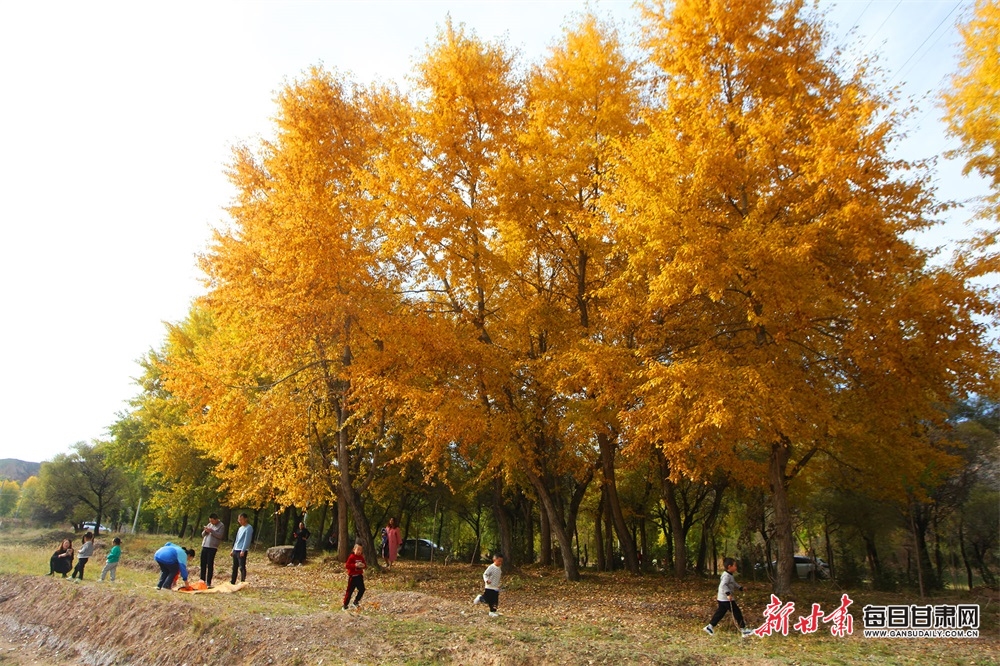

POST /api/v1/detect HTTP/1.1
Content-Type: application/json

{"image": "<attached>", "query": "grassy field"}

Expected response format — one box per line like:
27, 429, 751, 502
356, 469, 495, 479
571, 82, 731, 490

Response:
0, 528, 996, 665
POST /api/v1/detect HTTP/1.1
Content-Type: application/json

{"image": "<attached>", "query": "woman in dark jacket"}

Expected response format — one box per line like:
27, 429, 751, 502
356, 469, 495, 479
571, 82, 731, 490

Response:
48, 539, 74, 577
290, 521, 310, 566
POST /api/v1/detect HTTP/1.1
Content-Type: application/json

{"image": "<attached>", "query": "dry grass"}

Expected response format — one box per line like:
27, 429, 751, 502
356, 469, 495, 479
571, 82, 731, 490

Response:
0, 529, 996, 665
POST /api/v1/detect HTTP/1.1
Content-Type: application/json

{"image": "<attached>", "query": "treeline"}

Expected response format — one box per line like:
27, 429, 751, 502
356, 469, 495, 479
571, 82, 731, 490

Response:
17, 0, 999, 596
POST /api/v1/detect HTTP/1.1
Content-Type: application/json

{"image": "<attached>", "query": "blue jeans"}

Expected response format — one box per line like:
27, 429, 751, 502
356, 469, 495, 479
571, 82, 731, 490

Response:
156, 559, 180, 589
231, 551, 247, 584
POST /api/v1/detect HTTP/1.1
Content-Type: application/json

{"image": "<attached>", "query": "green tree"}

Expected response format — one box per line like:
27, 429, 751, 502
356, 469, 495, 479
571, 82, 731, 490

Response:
37, 441, 126, 535
0, 479, 19, 517
109, 320, 224, 537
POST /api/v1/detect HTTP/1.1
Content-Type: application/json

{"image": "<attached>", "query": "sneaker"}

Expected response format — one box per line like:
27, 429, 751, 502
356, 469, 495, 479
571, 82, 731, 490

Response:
286, 563, 294, 567
473, 594, 483, 605
489, 611, 499, 618
342, 606, 349, 612
703, 624, 714, 636
352, 603, 360, 610
741, 627, 753, 637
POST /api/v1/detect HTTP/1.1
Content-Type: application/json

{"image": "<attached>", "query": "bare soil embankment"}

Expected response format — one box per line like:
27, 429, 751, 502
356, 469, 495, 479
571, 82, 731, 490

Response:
1, 558, 998, 666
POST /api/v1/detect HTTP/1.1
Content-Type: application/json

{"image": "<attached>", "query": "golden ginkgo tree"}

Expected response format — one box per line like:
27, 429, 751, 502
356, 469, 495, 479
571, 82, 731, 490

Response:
943, 0, 999, 278
164, 68, 408, 565
614, 0, 997, 595
495, 12, 646, 577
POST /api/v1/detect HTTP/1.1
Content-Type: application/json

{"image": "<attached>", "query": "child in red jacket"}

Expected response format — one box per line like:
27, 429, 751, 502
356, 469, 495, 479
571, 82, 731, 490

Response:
342, 543, 367, 611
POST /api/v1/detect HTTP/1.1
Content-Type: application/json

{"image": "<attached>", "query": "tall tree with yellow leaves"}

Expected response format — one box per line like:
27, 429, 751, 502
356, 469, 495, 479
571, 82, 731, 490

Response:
370, 18, 528, 565
615, 0, 996, 596
943, 0, 1000, 277
496, 12, 645, 576
166, 68, 406, 565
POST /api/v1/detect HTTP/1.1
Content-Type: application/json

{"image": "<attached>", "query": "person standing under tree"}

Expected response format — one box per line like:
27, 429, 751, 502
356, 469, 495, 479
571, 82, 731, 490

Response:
200, 513, 225, 587
380, 517, 402, 569
230, 513, 253, 585
289, 520, 310, 566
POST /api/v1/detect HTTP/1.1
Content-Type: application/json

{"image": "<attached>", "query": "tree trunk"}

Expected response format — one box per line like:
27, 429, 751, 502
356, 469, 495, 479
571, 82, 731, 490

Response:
526, 470, 580, 581
933, 512, 943, 585
491, 479, 514, 567
824, 516, 836, 581
662, 479, 687, 578
177, 514, 189, 540
598, 432, 640, 574
639, 516, 649, 573
220, 507, 233, 542
540, 505, 552, 566
337, 498, 349, 561
696, 482, 727, 575
769, 439, 795, 597
910, 503, 938, 591
863, 533, 881, 580
314, 503, 328, 549
595, 493, 606, 572
972, 543, 996, 587
564, 467, 593, 565
958, 519, 974, 591
252, 508, 262, 545
602, 485, 615, 570
337, 413, 376, 566
658, 451, 688, 578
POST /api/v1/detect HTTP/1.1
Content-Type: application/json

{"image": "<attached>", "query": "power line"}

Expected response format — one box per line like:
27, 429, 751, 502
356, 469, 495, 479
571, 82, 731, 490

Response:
858, 0, 904, 55
844, 0, 876, 42
890, 1, 965, 87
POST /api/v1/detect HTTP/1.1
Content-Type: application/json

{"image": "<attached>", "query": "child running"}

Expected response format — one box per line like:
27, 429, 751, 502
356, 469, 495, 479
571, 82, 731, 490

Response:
100, 537, 122, 582
704, 557, 753, 637
342, 543, 366, 611
473, 552, 503, 617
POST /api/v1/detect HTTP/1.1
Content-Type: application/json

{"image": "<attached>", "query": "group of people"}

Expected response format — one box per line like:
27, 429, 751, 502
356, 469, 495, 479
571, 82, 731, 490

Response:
47, 533, 122, 582
155, 511, 255, 590
193, 511, 253, 587
44, 514, 750, 634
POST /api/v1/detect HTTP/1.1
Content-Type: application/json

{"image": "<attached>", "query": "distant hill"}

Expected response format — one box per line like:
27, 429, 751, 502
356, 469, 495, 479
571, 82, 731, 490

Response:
0, 459, 42, 483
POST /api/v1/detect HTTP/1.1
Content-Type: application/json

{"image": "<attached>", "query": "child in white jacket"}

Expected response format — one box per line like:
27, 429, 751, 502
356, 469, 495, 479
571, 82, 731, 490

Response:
473, 553, 504, 617
704, 557, 753, 636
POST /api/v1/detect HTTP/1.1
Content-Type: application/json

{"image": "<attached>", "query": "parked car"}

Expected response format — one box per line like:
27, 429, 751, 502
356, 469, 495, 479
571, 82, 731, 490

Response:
82, 521, 112, 533
399, 538, 446, 560
756, 556, 830, 580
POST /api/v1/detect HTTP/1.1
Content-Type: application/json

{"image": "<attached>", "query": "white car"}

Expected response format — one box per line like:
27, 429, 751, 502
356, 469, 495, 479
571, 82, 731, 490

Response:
82, 521, 112, 533
757, 556, 830, 579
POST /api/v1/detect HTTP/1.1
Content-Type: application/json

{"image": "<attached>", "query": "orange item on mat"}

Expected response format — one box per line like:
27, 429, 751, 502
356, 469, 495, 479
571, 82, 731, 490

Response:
176, 581, 208, 592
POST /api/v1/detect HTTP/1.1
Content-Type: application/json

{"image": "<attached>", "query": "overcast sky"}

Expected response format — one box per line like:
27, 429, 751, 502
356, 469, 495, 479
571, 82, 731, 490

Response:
0, 1, 988, 464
